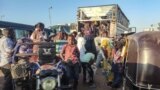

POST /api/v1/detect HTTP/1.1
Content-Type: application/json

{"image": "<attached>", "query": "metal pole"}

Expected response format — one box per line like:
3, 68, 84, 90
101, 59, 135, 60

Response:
48, 6, 52, 26
0, 15, 5, 20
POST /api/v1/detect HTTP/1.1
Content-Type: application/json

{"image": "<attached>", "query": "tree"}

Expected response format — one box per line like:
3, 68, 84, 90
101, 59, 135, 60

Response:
158, 22, 160, 31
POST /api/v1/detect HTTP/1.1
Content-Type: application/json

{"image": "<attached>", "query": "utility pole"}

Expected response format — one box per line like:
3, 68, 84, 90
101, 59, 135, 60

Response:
48, 6, 52, 27
0, 15, 5, 20
158, 23, 160, 31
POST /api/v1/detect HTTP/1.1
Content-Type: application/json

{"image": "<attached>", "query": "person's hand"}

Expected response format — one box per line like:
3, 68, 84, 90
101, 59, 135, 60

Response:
39, 36, 44, 41
66, 59, 72, 63
17, 39, 23, 45
89, 60, 94, 65
61, 59, 66, 63
6, 52, 12, 58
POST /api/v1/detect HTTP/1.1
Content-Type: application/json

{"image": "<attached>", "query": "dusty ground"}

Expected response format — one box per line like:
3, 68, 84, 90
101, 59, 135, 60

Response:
77, 68, 122, 90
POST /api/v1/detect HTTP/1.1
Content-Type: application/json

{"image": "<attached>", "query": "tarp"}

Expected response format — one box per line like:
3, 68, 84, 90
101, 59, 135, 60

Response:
79, 5, 115, 21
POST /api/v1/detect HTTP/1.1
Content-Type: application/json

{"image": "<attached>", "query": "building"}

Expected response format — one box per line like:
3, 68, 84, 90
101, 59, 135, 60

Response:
143, 23, 160, 31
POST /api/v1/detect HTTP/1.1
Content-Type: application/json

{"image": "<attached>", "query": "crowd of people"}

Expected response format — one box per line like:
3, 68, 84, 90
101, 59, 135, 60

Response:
0, 22, 130, 90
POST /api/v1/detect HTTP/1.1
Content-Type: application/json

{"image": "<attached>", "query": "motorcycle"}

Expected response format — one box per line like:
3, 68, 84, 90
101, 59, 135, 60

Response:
11, 42, 74, 90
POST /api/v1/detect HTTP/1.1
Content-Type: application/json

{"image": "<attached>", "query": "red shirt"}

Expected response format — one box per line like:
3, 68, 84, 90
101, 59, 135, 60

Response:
61, 44, 79, 64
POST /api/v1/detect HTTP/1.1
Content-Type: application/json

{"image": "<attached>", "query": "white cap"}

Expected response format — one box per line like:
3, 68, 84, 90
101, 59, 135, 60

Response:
123, 31, 129, 34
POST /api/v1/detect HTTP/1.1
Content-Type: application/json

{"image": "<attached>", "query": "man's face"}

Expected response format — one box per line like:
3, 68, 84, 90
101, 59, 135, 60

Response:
57, 32, 63, 39
35, 26, 43, 31
67, 36, 73, 45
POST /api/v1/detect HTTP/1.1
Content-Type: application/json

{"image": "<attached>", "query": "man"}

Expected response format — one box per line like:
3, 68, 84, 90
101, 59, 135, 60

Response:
0, 28, 15, 90
120, 31, 135, 81
120, 31, 135, 63
81, 51, 95, 87
60, 35, 80, 90
77, 32, 86, 62
111, 41, 123, 88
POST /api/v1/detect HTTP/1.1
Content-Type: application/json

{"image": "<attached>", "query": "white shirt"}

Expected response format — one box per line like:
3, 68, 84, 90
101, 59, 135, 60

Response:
94, 37, 102, 52
0, 36, 14, 66
113, 49, 122, 64
81, 53, 95, 63
77, 37, 86, 61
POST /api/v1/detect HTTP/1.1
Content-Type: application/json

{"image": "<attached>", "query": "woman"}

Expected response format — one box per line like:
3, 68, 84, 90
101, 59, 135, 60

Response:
30, 22, 45, 62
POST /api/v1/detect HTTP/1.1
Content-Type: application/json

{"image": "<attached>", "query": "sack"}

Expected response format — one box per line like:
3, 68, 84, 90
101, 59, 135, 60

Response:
11, 59, 29, 79
102, 59, 113, 82
2, 63, 11, 69
103, 59, 111, 71
11, 64, 29, 79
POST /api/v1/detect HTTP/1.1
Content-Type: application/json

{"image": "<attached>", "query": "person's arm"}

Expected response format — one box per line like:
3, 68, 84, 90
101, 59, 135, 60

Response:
111, 48, 115, 61
89, 53, 95, 65
4, 39, 14, 56
75, 46, 80, 59
60, 45, 66, 61
30, 31, 36, 41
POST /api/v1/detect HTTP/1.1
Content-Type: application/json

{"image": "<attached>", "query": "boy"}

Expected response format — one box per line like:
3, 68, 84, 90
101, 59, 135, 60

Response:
60, 35, 80, 90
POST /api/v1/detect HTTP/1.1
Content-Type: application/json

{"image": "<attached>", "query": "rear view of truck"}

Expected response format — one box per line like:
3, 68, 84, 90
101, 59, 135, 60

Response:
77, 4, 130, 37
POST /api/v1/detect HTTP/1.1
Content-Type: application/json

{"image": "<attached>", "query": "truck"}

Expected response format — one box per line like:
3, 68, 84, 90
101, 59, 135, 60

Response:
77, 4, 130, 37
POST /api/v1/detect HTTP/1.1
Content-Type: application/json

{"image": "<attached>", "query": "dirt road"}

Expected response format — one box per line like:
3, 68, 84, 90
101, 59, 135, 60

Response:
78, 68, 113, 90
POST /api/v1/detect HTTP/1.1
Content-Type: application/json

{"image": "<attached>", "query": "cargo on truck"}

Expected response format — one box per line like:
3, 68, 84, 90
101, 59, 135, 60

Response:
77, 4, 130, 37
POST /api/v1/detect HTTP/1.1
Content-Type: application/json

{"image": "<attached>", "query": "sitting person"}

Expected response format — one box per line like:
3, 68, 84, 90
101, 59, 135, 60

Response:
15, 37, 39, 74
12, 37, 33, 63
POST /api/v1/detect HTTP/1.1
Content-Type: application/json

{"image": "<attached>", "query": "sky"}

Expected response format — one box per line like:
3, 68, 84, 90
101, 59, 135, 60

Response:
0, 0, 160, 32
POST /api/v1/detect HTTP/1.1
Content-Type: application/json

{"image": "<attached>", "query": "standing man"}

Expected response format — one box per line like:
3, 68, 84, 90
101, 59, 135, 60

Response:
0, 28, 15, 90
81, 51, 95, 87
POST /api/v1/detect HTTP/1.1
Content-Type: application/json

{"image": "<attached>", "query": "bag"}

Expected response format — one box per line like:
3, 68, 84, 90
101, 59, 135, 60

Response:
102, 59, 114, 82
11, 60, 29, 79
38, 43, 56, 64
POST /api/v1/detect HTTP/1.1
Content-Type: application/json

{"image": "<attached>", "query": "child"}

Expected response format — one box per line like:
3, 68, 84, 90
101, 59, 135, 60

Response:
60, 35, 80, 90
